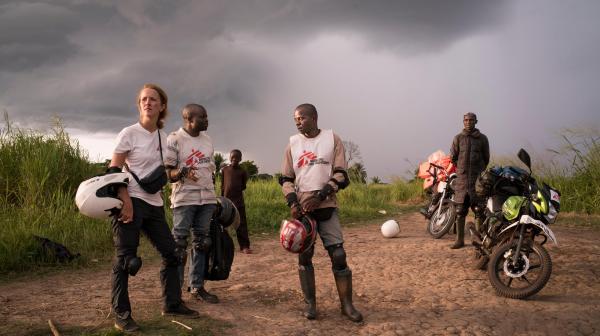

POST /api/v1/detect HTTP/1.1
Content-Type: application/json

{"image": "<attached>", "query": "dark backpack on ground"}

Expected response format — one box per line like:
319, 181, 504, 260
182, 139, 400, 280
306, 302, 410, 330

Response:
33, 235, 80, 262
205, 220, 235, 281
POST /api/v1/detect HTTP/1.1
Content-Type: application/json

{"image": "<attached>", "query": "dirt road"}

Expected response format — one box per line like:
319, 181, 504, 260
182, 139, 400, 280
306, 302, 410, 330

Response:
1, 213, 599, 335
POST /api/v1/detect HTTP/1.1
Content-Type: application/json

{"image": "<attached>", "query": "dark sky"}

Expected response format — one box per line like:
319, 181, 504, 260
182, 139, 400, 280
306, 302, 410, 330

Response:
1, 0, 599, 179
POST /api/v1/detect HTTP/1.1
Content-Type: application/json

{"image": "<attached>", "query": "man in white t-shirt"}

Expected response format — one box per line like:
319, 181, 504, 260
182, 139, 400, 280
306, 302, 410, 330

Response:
165, 104, 219, 304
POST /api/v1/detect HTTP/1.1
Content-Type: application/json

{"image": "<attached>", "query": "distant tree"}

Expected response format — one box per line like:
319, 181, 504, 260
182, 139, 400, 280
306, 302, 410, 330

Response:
348, 162, 367, 184
370, 176, 381, 184
240, 160, 259, 177
343, 140, 362, 166
213, 152, 226, 179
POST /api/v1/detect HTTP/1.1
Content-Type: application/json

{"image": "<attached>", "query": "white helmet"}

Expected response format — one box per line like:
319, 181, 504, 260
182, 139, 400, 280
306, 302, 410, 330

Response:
215, 196, 240, 229
280, 215, 317, 253
75, 173, 129, 219
381, 219, 400, 238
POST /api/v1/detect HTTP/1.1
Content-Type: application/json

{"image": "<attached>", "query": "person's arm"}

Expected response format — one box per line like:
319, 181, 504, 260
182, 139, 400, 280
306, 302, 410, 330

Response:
110, 152, 133, 223
241, 169, 248, 191
279, 144, 301, 218
482, 135, 490, 167
329, 133, 350, 191
450, 135, 459, 165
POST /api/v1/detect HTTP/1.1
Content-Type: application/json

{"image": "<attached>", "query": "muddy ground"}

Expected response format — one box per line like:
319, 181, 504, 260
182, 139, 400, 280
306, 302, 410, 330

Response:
1, 212, 599, 335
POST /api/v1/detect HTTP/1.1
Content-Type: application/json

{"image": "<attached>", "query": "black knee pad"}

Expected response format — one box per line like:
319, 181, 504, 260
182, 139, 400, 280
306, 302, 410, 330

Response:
298, 245, 315, 266
124, 255, 142, 276
327, 244, 347, 271
192, 234, 212, 253
174, 237, 188, 263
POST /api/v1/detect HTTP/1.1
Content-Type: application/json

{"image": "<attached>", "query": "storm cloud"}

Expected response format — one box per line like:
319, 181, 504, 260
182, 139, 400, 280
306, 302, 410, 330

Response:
1, 0, 599, 178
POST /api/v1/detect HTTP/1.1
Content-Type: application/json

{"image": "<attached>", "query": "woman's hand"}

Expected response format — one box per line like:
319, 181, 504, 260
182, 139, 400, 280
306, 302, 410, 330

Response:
119, 200, 133, 223
117, 186, 134, 223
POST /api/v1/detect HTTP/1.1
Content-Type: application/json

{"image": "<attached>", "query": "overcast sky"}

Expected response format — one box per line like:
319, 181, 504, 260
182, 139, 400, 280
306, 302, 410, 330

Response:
1, 0, 599, 179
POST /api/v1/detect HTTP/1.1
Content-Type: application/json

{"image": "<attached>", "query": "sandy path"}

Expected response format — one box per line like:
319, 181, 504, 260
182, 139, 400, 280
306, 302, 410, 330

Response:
1, 213, 599, 335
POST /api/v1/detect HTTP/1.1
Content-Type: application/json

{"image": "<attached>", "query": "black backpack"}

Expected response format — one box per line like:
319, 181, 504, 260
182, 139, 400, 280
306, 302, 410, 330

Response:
33, 235, 80, 262
205, 220, 235, 281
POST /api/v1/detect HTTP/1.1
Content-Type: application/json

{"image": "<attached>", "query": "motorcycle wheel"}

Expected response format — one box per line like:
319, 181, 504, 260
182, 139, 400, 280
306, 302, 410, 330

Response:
487, 240, 552, 299
427, 202, 456, 239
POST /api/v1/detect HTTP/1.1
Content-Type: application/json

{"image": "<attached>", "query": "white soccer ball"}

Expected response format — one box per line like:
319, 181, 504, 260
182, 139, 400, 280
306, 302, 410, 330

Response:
381, 219, 400, 238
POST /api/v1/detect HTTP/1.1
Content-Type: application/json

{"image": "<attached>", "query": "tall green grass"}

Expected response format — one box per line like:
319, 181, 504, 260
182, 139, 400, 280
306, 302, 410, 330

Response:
0, 119, 422, 274
541, 130, 600, 214
243, 179, 422, 233
0, 121, 107, 274
488, 130, 600, 214
3, 120, 598, 275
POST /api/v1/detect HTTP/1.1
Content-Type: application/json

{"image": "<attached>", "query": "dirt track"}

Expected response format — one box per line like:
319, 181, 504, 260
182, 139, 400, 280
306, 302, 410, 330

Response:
1, 212, 600, 335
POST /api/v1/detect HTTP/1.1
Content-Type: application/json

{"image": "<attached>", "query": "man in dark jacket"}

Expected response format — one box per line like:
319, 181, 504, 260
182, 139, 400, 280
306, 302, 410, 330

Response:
449, 112, 489, 249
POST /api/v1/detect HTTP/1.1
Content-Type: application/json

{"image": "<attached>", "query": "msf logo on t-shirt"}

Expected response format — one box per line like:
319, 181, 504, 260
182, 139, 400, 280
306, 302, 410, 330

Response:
185, 149, 211, 167
296, 150, 330, 168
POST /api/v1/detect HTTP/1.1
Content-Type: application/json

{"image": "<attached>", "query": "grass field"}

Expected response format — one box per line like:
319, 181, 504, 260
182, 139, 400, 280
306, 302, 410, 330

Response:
1, 122, 598, 275
0, 123, 423, 275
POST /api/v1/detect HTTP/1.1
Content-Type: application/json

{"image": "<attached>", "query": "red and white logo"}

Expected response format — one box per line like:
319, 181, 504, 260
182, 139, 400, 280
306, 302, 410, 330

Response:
296, 150, 317, 168
296, 150, 329, 168
185, 149, 211, 167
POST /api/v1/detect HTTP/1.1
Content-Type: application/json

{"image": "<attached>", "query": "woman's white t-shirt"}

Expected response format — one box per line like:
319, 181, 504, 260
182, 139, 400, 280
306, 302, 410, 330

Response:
114, 123, 167, 206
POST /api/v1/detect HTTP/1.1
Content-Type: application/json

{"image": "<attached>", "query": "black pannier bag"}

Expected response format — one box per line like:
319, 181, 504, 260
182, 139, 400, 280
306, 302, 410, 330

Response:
205, 219, 235, 281
129, 165, 167, 194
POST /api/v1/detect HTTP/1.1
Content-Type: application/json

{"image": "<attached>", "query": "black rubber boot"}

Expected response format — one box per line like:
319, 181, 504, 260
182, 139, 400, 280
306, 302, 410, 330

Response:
298, 265, 317, 319
451, 216, 465, 249
333, 268, 363, 322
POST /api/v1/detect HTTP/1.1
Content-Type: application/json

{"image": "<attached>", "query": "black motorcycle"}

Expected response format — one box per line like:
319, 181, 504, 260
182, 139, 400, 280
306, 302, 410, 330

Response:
420, 163, 458, 239
470, 149, 561, 299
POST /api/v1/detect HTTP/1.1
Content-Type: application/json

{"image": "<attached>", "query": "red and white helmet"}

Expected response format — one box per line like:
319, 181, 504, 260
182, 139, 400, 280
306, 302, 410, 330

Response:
75, 173, 129, 219
280, 215, 317, 253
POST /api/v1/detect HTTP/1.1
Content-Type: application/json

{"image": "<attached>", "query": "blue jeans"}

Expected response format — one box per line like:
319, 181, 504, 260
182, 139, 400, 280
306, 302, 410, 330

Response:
172, 204, 217, 289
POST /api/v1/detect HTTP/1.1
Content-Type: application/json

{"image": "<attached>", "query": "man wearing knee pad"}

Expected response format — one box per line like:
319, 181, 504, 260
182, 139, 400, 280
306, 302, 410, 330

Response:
165, 104, 219, 303
279, 103, 363, 322
449, 112, 489, 249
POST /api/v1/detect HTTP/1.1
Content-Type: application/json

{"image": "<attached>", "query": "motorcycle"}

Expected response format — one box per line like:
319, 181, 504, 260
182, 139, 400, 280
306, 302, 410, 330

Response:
470, 149, 561, 299
418, 158, 458, 239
